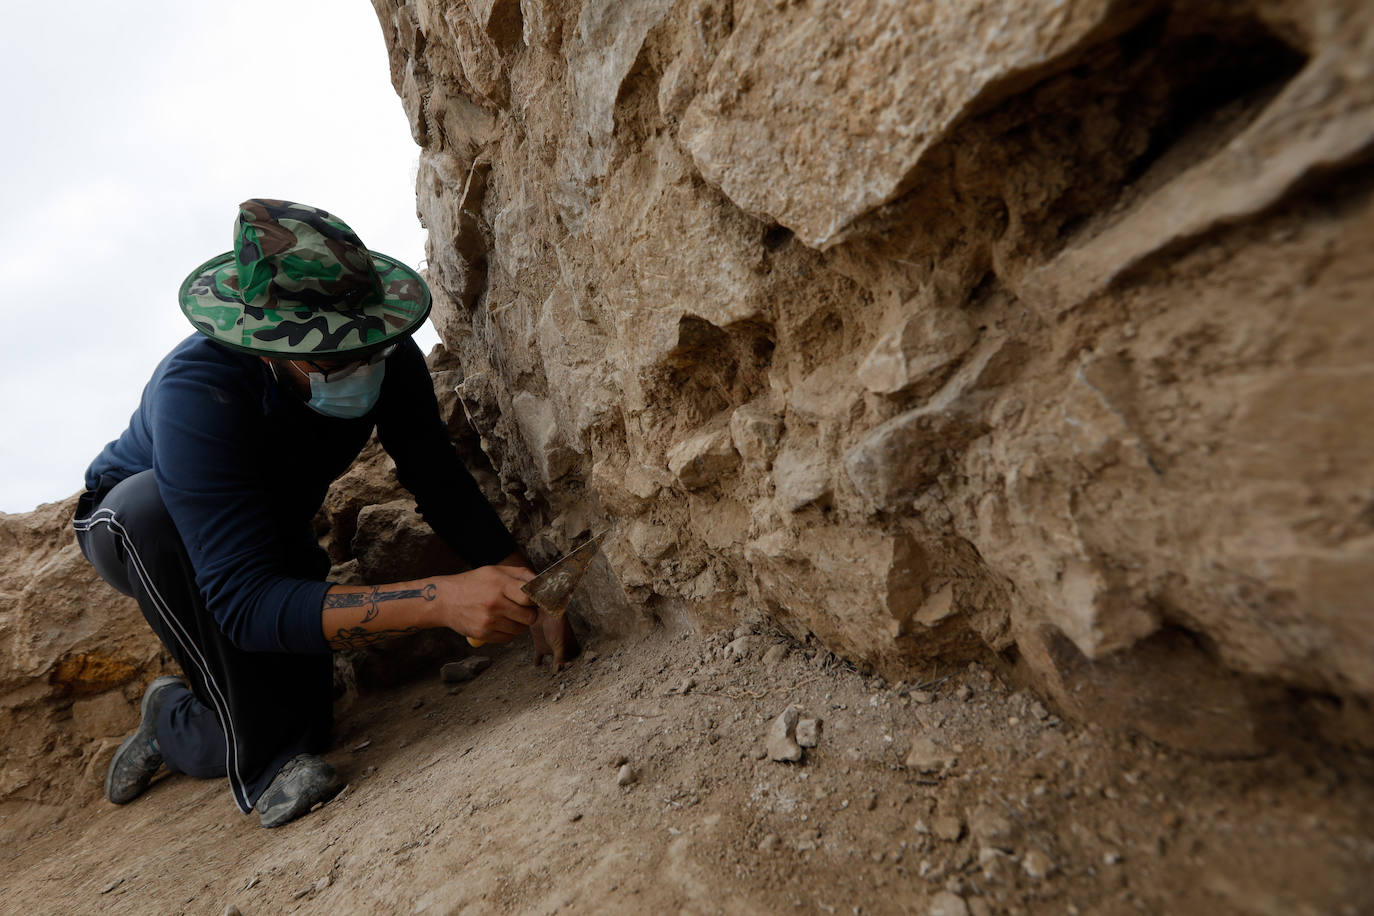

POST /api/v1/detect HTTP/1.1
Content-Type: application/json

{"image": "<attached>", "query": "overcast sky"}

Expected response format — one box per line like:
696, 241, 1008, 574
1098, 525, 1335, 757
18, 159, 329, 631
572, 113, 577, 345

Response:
0, 0, 436, 513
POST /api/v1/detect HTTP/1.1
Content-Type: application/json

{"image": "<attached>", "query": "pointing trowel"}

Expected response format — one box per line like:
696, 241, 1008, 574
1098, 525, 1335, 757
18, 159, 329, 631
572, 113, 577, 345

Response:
466, 530, 608, 647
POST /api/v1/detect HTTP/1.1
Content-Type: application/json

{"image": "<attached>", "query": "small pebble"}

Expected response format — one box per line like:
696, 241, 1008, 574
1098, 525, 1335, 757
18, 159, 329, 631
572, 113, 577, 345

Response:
616, 764, 637, 786
955, 685, 973, 702
910, 690, 933, 705
1022, 848, 1055, 880
929, 890, 969, 916
795, 717, 822, 748
759, 834, 779, 851
725, 636, 755, 659
969, 804, 1016, 852
223, 906, 243, 916
904, 736, 956, 773
932, 815, 964, 842
1103, 851, 1123, 866
766, 708, 803, 762
763, 644, 788, 666
441, 656, 493, 683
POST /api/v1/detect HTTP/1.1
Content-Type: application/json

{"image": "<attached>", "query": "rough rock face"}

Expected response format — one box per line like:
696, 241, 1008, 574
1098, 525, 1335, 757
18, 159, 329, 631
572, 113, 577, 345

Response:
0, 497, 170, 838
372, 0, 1374, 746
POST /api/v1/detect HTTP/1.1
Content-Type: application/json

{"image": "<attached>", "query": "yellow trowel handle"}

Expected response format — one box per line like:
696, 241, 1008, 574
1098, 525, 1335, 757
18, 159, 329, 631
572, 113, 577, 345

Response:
467, 637, 484, 648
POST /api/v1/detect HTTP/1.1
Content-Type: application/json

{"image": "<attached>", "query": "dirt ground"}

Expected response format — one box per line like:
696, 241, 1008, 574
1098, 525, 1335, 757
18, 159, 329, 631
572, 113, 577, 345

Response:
3, 622, 1373, 915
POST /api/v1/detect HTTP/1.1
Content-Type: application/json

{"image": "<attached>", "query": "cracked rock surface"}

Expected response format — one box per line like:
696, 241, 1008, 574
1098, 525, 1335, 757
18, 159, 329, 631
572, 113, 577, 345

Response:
369, 0, 1374, 752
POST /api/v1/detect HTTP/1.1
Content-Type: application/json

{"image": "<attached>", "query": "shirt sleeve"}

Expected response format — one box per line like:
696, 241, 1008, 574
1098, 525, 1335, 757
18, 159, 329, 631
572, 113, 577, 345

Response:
375, 340, 519, 567
150, 355, 331, 655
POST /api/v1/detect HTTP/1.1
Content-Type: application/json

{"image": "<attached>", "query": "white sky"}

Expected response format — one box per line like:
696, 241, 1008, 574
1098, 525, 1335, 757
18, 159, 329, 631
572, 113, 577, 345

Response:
0, 0, 437, 513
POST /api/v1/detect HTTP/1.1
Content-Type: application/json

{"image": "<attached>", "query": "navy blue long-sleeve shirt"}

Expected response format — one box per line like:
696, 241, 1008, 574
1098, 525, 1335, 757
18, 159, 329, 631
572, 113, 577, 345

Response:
84, 334, 516, 655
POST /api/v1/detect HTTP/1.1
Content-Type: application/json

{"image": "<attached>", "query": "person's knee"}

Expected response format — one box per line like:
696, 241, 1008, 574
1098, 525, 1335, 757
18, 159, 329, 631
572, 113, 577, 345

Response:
102, 470, 177, 540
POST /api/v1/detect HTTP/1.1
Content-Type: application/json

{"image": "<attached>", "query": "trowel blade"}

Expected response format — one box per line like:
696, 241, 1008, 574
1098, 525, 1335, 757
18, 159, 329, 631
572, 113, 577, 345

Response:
521, 532, 607, 618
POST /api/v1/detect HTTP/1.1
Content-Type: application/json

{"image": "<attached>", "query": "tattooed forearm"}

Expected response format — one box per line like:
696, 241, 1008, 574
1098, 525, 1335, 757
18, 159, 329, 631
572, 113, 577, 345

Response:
324, 584, 438, 622
329, 625, 424, 650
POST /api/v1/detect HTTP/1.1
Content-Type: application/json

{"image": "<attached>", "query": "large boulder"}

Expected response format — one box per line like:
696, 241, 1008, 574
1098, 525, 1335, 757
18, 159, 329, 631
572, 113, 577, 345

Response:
372, 0, 1374, 747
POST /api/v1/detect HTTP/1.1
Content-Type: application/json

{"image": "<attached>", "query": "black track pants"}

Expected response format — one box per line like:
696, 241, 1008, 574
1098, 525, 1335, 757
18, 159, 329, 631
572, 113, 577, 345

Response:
73, 470, 333, 812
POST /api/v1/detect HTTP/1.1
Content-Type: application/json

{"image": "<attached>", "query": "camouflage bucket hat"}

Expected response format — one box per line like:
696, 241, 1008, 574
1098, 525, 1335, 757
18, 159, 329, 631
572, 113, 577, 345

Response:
178, 199, 431, 358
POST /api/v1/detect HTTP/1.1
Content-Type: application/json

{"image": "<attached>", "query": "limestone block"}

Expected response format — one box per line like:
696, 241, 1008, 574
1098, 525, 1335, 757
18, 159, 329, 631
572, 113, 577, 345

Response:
857, 308, 977, 396
536, 287, 619, 444
745, 527, 928, 666
492, 178, 543, 277
510, 393, 578, 486
679, 0, 1128, 247
519, 0, 560, 51
844, 406, 968, 513
444, 3, 508, 106
555, 0, 675, 226
771, 439, 830, 512
627, 520, 676, 561
401, 61, 429, 146
729, 402, 783, 468
431, 89, 498, 163
667, 427, 740, 490
352, 499, 466, 583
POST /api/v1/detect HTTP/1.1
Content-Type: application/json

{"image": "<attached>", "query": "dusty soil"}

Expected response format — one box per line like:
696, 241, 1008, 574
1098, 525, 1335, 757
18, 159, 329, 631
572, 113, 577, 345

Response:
3, 624, 1372, 915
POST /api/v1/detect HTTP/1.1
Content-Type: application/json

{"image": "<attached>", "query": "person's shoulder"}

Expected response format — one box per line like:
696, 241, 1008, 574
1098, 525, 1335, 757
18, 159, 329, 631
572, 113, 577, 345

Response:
158, 335, 256, 377
165, 334, 252, 365
386, 335, 435, 380
151, 335, 263, 409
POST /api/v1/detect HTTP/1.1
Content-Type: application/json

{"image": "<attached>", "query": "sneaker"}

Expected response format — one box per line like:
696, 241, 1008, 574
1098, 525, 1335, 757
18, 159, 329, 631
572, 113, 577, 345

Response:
105, 675, 185, 804
255, 754, 344, 828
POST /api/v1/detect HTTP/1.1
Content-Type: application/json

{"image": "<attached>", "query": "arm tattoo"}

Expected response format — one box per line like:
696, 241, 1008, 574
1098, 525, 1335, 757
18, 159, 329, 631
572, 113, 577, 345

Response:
329, 626, 423, 650
324, 583, 437, 622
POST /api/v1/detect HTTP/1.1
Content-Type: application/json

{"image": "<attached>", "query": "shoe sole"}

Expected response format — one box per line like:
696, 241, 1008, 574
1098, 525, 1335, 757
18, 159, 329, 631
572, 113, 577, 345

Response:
257, 759, 345, 828
104, 676, 185, 804
258, 779, 344, 828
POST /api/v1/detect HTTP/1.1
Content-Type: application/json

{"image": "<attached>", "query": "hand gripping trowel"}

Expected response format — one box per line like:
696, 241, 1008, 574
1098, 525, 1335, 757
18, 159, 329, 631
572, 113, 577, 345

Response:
466, 531, 608, 648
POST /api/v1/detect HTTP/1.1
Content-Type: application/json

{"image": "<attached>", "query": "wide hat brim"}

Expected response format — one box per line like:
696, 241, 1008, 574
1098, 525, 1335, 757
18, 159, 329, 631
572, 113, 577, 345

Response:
178, 250, 431, 359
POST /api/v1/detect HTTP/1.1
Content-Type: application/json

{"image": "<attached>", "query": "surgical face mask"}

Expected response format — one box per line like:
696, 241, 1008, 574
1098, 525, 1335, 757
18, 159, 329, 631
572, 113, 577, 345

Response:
301, 360, 385, 418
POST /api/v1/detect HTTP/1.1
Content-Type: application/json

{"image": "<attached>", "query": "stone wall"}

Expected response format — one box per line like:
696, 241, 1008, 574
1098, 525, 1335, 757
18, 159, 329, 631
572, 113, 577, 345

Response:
371, 0, 1374, 749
